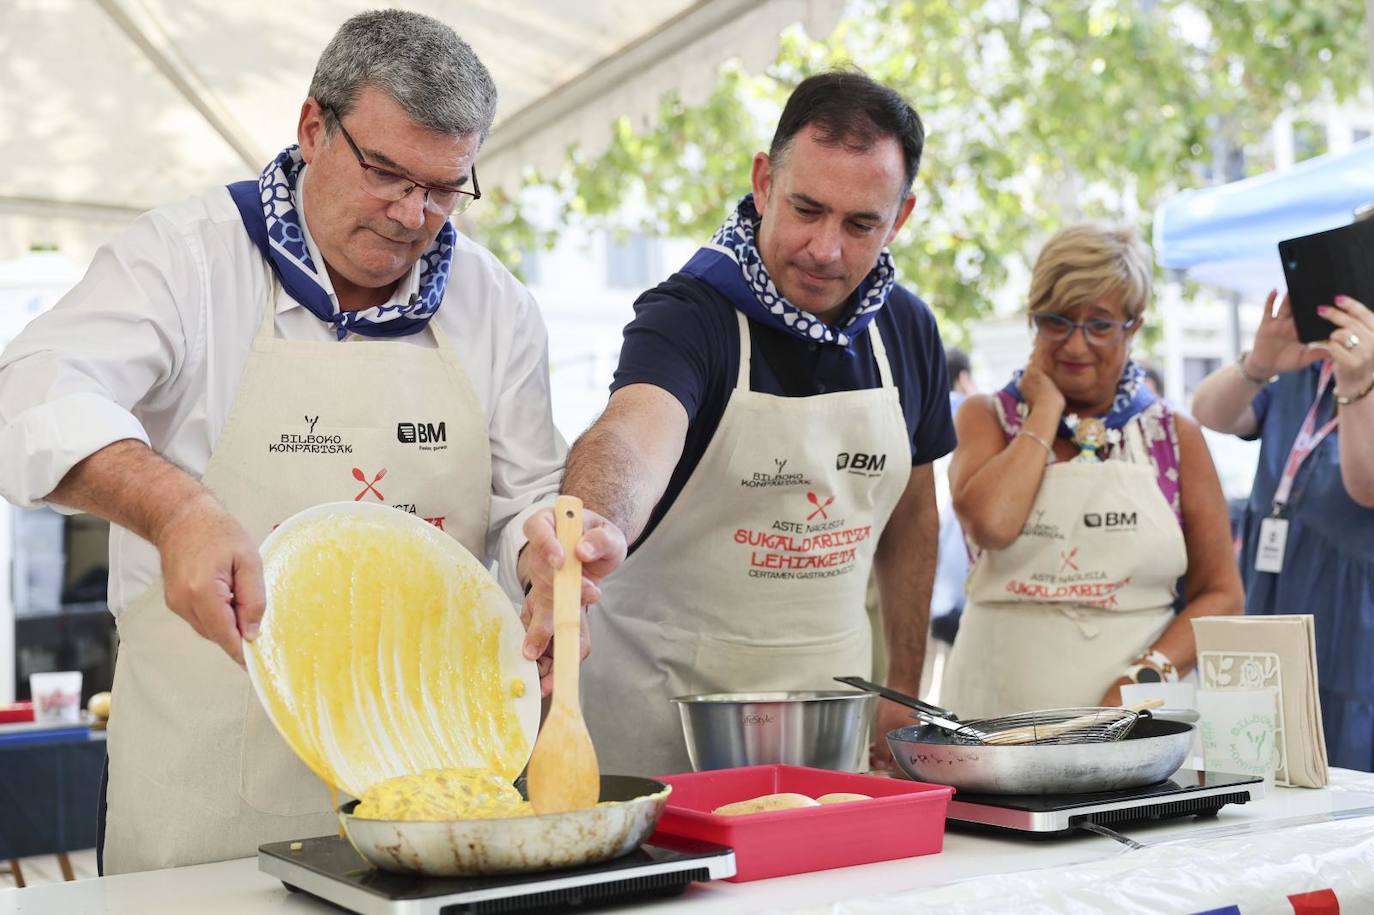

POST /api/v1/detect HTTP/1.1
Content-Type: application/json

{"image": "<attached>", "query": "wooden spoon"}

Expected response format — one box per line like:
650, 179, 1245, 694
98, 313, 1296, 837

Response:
526, 495, 601, 814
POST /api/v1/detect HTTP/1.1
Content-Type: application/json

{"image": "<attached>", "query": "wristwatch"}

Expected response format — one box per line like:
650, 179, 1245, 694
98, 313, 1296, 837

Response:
1123, 649, 1179, 684
1124, 663, 1164, 684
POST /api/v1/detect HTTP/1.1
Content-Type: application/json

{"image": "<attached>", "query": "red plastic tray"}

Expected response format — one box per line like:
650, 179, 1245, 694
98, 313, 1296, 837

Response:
0, 702, 34, 724
650, 765, 954, 882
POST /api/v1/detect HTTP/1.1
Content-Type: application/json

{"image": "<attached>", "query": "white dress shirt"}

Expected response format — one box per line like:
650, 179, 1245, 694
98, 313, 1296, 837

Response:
0, 180, 566, 613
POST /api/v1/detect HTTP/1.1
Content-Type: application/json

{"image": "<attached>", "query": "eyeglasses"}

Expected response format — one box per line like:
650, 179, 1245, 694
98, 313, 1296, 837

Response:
1032, 312, 1139, 346
326, 106, 480, 215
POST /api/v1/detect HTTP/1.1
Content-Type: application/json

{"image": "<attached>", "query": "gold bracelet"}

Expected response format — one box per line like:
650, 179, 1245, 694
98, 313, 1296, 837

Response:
1015, 428, 1055, 463
1336, 375, 1374, 406
1236, 351, 1277, 386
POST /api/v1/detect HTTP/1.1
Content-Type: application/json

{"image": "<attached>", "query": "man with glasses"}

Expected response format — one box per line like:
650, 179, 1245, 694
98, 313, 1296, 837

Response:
0, 10, 564, 873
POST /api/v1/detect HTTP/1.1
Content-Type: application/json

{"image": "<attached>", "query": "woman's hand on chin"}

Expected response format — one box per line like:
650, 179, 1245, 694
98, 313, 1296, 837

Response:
1021, 345, 1066, 419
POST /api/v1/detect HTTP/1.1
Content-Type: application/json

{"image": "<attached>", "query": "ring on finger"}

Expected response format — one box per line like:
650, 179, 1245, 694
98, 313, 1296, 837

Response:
1345, 332, 1361, 351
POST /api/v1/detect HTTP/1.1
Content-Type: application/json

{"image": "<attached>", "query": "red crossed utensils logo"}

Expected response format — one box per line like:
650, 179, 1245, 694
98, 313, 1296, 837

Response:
353, 467, 386, 501
806, 490, 834, 521
1059, 547, 1080, 574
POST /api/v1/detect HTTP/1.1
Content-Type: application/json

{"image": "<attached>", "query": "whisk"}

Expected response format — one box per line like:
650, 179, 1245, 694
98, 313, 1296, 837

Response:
951, 703, 1163, 745
834, 676, 1162, 746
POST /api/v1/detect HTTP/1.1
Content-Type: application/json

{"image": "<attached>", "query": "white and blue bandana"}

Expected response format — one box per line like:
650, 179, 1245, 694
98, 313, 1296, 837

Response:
680, 194, 896, 348
228, 145, 454, 340
1002, 360, 1156, 438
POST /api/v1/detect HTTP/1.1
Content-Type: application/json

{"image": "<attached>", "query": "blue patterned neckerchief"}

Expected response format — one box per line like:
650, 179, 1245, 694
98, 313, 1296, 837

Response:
1002, 359, 1156, 439
227, 145, 454, 341
679, 194, 896, 348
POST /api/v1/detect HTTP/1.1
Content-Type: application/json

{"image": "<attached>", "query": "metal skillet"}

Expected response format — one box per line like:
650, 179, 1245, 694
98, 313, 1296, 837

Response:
339, 774, 672, 876
887, 717, 1194, 795
837, 676, 1194, 795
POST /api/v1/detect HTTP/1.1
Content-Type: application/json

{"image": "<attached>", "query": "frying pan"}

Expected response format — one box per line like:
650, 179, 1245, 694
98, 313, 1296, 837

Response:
887, 718, 1194, 795
340, 775, 672, 876
252, 503, 671, 876
839, 678, 1192, 795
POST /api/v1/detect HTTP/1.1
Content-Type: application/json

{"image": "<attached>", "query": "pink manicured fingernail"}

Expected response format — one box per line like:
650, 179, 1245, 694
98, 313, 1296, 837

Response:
1335, 295, 1351, 305
1317, 305, 1329, 315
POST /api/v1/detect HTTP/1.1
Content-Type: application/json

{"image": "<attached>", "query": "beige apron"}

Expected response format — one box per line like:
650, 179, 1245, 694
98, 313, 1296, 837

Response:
941, 421, 1187, 717
104, 282, 492, 873
584, 311, 911, 776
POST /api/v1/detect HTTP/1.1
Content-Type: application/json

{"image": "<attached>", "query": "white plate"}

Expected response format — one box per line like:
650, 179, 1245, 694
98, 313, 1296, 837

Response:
245, 501, 540, 798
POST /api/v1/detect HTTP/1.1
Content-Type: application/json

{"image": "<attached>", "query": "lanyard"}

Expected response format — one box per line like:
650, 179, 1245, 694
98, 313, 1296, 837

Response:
1272, 362, 1339, 511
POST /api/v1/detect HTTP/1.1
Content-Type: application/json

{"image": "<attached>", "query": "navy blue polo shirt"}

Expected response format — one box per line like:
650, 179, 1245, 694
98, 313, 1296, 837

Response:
611, 272, 956, 548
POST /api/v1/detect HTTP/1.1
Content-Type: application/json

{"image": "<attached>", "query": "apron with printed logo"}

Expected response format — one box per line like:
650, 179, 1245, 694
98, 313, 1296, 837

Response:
583, 312, 911, 776
940, 408, 1187, 718
103, 280, 491, 873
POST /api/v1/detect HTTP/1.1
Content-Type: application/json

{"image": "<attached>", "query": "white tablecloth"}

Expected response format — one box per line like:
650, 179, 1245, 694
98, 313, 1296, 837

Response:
4, 769, 1374, 914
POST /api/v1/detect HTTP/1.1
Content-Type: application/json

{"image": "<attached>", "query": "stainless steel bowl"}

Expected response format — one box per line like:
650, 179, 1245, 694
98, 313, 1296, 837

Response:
672, 690, 876, 772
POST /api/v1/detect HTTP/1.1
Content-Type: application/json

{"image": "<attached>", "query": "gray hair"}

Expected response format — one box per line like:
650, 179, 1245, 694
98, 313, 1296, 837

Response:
309, 9, 498, 142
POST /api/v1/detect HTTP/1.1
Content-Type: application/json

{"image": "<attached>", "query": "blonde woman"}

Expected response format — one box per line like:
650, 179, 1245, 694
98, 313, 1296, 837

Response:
942, 224, 1242, 715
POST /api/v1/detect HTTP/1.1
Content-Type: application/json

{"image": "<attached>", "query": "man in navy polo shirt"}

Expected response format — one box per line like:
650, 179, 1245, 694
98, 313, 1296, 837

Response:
521, 71, 954, 775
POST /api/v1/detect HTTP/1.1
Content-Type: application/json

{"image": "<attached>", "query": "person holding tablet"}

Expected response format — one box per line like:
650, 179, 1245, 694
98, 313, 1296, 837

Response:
1191, 289, 1374, 772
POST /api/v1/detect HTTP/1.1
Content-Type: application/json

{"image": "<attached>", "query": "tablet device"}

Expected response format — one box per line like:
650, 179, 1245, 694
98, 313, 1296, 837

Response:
1278, 218, 1374, 343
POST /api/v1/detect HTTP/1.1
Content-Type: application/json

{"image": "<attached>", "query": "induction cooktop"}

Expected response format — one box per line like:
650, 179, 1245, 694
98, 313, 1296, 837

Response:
946, 769, 1265, 835
259, 834, 734, 915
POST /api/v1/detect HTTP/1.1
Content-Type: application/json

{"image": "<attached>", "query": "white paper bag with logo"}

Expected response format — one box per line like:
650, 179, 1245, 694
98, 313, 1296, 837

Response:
1191, 615, 1328, 788
1197, 686, 1279, 785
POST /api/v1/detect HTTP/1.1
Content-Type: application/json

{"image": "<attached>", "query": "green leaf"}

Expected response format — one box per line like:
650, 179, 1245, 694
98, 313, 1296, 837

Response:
474, 0, 1370, 331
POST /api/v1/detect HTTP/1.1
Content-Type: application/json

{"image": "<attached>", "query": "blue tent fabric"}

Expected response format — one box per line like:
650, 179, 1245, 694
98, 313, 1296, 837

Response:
1153, 141, 1374, 296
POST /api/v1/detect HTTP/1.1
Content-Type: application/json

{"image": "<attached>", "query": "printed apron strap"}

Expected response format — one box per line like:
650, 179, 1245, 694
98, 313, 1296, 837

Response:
866, 319, 895, 390
428, 316, 455, 351
734, 310, 753, 390
255, 275, 281, 345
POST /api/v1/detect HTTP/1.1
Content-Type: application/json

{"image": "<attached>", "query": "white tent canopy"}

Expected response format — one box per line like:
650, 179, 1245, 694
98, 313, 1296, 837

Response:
1, 0, 846, 262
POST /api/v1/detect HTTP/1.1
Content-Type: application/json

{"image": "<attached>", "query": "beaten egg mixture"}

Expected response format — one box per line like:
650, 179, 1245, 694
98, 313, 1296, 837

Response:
351, 767, 622, 821
249, 512, 532, 800
355, 768, 533, 821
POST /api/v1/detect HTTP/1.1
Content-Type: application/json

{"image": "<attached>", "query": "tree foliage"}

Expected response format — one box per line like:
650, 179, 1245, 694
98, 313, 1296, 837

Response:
475, 0, 1369, 335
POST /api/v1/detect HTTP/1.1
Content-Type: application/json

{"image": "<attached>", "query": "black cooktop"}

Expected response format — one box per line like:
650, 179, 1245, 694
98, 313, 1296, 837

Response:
947, 769, 1265, 835
259, 834, 735, 915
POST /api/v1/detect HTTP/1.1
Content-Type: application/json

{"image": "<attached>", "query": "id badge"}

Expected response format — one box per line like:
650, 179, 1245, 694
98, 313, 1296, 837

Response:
1255, 517, 1289, 574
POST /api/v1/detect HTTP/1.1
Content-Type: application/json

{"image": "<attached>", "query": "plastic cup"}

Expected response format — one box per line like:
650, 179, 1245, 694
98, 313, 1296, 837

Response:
1196, 687, 1279, 785
1121, 682, 1197, 710
30, 671, 83, 723
1123, 682, 1203, 770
